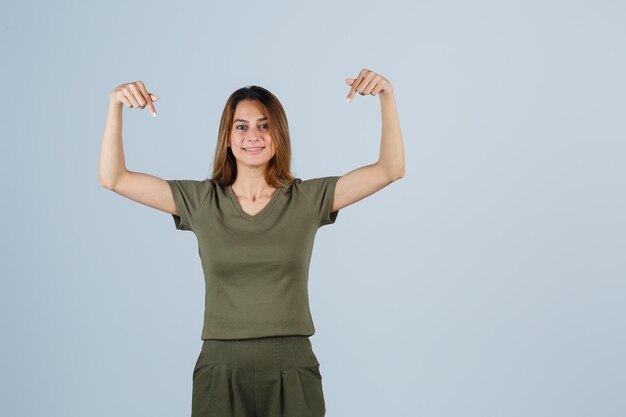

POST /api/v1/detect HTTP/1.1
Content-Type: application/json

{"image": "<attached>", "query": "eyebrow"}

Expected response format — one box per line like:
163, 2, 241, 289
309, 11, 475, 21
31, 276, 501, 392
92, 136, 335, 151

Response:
233, 117, 268, 124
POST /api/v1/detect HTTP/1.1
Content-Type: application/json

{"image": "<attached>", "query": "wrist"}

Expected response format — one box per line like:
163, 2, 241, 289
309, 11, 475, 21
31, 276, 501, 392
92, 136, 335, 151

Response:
108, 98, 123, 109
379, 90, 395, 101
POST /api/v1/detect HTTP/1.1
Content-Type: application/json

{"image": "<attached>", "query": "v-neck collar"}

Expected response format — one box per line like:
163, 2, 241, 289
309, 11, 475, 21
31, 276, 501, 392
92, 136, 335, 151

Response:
226, 184, 282, 223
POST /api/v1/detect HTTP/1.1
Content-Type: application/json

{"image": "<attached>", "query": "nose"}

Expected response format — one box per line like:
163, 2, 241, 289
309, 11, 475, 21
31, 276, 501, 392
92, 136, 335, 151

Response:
245, 135, 263, 145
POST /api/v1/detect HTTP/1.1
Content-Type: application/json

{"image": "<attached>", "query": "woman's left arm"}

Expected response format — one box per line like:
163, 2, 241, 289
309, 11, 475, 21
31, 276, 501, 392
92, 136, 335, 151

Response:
331, 68, 405, 213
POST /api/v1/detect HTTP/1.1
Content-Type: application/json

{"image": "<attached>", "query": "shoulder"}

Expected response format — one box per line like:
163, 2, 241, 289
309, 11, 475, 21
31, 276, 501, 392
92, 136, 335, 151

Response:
167, 178, 213, 187
291, 176, 340, 202
291, 176, 341, 226
291, 176, 338, 187
293, 176, 340, 191
167, 178, 214, 201
279, 177, 303, 193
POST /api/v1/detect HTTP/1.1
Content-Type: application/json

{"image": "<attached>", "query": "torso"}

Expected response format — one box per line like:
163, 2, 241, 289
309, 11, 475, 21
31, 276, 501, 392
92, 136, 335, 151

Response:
230, 187, 279, 217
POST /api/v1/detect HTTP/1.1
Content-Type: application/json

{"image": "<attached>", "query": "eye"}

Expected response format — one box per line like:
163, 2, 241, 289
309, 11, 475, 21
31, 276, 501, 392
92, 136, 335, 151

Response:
235, 124, 269, 130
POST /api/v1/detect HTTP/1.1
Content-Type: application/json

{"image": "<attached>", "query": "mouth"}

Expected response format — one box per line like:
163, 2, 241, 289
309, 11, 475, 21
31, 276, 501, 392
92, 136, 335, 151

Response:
243, 147, 265, 154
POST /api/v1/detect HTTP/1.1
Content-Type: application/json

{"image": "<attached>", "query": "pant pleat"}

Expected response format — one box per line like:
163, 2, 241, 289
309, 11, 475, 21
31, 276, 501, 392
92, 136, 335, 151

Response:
191, 336, 325, 417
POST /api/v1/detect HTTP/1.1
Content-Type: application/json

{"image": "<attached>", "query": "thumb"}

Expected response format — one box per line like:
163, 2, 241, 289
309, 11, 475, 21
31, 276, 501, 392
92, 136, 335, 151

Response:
345, 78, 354, 85
150, 94, 159, 101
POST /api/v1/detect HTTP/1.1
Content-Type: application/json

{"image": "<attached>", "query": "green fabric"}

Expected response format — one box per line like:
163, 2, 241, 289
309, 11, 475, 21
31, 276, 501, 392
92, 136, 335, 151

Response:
166, 176, 341, 340
192, 335, 325, 417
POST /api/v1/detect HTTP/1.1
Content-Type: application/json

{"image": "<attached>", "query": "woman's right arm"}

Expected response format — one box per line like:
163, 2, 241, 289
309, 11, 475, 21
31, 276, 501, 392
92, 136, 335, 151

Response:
98, 81, 179, 216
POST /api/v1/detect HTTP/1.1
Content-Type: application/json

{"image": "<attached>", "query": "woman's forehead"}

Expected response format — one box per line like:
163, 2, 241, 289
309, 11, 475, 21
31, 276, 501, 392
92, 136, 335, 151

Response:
234, 100, 266, 117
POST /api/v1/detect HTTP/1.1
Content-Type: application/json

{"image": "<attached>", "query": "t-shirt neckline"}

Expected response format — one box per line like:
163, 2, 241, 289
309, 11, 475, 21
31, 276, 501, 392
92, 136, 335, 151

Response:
226, 184, 282, 222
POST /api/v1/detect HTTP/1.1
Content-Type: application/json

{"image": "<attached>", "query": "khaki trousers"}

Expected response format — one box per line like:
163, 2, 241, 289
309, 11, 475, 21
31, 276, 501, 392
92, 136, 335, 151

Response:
192, 335, 325, 417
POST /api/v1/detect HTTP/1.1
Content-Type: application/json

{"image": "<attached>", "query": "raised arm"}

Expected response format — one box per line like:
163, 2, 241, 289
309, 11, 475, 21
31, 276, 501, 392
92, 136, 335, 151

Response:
98, 81, 179, 216
330, 69, 405, 213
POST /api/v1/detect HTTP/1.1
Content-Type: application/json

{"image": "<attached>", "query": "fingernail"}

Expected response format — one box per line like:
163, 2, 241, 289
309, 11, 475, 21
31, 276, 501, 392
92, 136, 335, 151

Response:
346, 97, 351, 102
152, 112, 157, 117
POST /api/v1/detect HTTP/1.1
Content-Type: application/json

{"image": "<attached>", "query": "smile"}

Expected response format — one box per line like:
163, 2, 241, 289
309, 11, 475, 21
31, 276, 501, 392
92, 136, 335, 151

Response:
243, 147, 264, 154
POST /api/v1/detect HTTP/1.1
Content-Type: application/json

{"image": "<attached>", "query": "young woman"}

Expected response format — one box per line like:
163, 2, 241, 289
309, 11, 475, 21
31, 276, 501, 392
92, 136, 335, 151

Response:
98, 68, 405, 417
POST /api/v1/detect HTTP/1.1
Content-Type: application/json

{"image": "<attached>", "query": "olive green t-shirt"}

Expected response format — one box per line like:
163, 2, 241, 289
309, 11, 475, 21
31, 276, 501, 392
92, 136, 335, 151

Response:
166, 176, 341, 340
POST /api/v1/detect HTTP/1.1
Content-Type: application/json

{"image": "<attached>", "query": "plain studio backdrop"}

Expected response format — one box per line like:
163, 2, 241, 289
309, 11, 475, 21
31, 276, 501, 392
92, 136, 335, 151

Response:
1, 1, 624, 416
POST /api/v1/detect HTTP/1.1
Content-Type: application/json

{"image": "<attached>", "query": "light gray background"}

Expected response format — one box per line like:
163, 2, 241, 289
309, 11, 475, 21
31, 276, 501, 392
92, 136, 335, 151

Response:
2, 1, 624, 416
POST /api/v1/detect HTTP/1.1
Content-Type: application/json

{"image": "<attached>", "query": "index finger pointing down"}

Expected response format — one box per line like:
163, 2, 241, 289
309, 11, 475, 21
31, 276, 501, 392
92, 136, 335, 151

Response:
137, 83, 157, 117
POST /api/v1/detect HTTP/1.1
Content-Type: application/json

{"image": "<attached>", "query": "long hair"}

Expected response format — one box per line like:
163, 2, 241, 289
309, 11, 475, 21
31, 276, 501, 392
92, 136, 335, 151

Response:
211, 85, 295, 189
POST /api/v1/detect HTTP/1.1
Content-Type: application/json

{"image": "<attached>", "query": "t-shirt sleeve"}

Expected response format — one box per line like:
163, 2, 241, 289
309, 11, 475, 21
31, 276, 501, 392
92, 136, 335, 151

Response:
165, 179, 212, 231
299, 176, 341, 228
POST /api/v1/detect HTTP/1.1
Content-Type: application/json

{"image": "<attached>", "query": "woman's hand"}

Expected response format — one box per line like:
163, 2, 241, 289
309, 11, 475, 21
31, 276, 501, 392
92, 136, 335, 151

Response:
109, 80, 159, 117
345, 69, 394, 102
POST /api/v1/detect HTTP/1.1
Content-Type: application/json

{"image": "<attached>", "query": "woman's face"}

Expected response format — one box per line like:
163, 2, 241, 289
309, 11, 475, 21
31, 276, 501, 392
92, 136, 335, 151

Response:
229, 99, 276, 170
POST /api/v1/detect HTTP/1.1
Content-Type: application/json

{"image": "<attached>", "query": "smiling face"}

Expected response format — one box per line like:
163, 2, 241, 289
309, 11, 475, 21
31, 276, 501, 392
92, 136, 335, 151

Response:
229, 99, 276, 171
